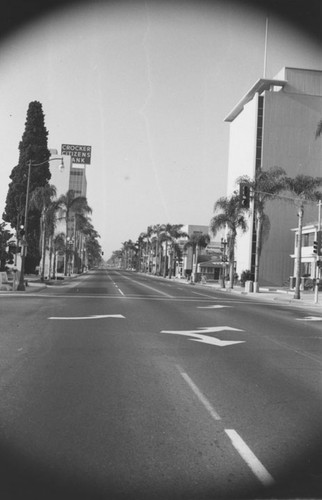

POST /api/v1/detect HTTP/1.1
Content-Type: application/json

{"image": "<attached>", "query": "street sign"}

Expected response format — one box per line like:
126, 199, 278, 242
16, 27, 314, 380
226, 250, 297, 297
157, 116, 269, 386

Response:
61, 144, 92, 164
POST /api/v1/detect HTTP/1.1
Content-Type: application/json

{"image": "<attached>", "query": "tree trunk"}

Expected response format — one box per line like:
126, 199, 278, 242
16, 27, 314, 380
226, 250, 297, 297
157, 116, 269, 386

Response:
163, 240, 168, 278
168, 250, 173, 279
41, 211, 46, 281
254, 212, 262, 293
53, 251, 56, 280
64, 216, 69, 276
228, 237, 235, 289
193, 245, 199, 283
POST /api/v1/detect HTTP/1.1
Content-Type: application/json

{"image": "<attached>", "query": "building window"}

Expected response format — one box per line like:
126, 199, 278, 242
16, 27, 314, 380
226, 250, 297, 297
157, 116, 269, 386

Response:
302, 232, 314, 247
301, 262, 312, 276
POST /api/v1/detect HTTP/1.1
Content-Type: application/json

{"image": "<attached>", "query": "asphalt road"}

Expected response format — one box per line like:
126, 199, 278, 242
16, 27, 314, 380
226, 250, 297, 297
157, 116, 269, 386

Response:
0, 269, 322, 499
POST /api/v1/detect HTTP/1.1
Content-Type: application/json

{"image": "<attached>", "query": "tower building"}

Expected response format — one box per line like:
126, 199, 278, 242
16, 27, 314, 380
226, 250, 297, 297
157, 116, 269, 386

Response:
225, 67, 322, 286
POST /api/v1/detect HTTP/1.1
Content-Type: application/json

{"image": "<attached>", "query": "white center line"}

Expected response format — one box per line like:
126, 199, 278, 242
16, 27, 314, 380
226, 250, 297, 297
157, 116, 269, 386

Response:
176, 365, 221, 421
118, 274, 173, 298
115, 285, 125, 296
176, 366, 275, 487
225, 429, 275, 487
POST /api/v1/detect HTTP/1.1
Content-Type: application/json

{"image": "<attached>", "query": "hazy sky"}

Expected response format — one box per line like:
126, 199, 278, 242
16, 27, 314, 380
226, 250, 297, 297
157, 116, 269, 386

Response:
0, 0, 321, 257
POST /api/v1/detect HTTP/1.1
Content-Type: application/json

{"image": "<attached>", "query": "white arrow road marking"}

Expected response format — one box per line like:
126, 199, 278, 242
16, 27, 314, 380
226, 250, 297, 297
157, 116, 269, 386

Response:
48, 314, 125, 320
161, 326, 245, 347
197, 305, 232, 309
296, 316, 322, 321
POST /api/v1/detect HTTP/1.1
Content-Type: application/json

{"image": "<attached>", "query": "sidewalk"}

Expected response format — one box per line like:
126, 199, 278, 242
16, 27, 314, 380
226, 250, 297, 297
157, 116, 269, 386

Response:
188, 279, 322, 310
4, 273, 79, 293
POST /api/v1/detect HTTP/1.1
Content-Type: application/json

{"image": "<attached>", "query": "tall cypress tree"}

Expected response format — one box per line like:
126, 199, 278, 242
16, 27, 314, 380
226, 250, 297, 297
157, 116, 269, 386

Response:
3, 101, 51, 272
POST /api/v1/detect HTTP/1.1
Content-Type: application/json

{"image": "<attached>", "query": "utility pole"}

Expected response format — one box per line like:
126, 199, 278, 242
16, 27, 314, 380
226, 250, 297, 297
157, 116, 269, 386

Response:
263, 17, 269, 78
294, 202, 304, 300
314, 200, 321, 304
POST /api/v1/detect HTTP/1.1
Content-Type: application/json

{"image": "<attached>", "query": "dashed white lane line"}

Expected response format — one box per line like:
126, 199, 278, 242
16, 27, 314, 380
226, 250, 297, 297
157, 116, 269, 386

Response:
197, 305, 232, 309
48, 314, 125, 320
176, 365, 275, 487
296, 316, 322, 321
177, 366, 221, 421
115, 285, 125, 296
120, 275, 173, 298
106, 274, 125, 296
225, 429, 275, 487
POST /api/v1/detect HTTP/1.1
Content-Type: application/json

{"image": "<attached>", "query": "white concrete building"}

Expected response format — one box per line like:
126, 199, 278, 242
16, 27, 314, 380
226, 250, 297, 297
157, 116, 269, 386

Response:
225, 67, 322, 286
290, 221, 322, 288
40, 151, 88, 278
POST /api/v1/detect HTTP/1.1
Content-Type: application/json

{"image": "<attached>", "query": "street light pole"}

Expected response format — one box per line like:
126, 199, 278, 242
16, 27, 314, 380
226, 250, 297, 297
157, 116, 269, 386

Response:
17, 157, 64, 291
294, 202, 304, 300
220, 238, 227, 288
314, 200, 322, 304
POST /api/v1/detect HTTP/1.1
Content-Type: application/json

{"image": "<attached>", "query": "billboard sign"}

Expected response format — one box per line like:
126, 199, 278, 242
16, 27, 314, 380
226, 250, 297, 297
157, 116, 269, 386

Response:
61, 144, 92, 164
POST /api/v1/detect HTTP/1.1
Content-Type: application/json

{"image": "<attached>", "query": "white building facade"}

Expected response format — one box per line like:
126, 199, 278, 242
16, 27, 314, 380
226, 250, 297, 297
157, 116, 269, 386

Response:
225, 67, 322, 286
290, 221, 322, 289
40, 151, 88, 278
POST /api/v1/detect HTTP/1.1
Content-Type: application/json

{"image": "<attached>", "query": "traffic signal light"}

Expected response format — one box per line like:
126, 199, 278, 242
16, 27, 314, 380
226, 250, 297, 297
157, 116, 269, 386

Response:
313, 231, 322, 255
19, 226, 25, 237
317, 230, 322, 255
239, 183, 250, 209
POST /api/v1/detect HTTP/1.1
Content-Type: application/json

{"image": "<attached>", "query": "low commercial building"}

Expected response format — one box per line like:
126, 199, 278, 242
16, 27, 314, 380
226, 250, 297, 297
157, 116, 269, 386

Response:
290, 221, 322, 288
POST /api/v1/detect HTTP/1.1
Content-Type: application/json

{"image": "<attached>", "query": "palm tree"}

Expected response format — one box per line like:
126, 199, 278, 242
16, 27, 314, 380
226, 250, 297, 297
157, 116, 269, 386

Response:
144, 225, 154, 273
285, 174, 322, 299
46, 203, 60, 278
210, 194, 248, 289
171, 241, 184, 279
29, 184, 57, 280
184, 232, 210, 283
150, 224, 165, 275
238, 166, 287, 291
135, 233, 147, 272
136, 231, 148, 273
73, 214, 100, 273
56, 190, 92, 275
161, 224, 188, 278
85, 232, 102, 269
121, 240, 136, 270
51, 232, 65, 279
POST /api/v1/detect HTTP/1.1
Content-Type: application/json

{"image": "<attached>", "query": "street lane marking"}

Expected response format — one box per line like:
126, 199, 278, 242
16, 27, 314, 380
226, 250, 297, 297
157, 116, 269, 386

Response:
115, 286, 125, 296
48, 314, 125, 320
5, 293, 278, 306
176, 366, 221, 421
161, 326, 245, 347
107, 274, 125, 296
197, 305, 232, 309
176, 366, 274, 486
225, 429, 275, 487
116, 273, 174, 298
296, 316, 322, 321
